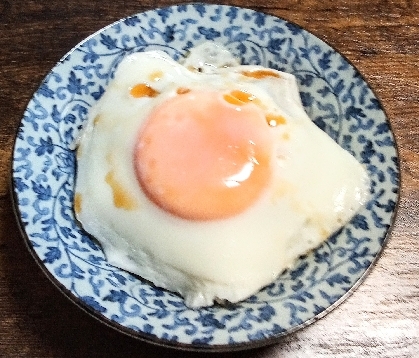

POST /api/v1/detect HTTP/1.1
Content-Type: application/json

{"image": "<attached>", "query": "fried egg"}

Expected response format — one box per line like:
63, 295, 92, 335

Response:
74, 43, 369, 308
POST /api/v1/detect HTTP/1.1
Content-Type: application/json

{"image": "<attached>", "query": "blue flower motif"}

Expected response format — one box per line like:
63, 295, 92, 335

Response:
193, 4, 207, 17
100, 34, 118, 50
313, 304, 325, 315
38, 83, 55, 98
300, 91, 314, 107
192, 336, 213, 345
149, 299, 170, 319
318, 51, 332, 71
35, 136, 54, 156
286, 22, 302, 35
88, 255, 105, 265
352, 214, 369, 230
346, 105, 366, 121
81, 296, 107, 313
14, 177, 29, 192
43, 246, 61, 264
226, 7, 238, 23
123, 16, 141, 27
326, 273, 351, 287
319, 290, 341, 305
92, 85, 105, 100
360, 140, 376, 164
197, 313, 225, 329
157, 8, 173, 23
198, 26, 221, 40
80, 234, 99, 251
290, 290, 315, 303
290, 262, 309, 280
367, 98, 382, 110
162, 25, 176, 42
104, 289, 128, 304
31, 181, 52, 200
300, 74, 314, 86
267, 38, 286, 53
258, 305, 275, 321
143, 323, 154, 334
67, 71, 84, 95
111, 272, 127, 285
317, 85, 331, 97
253, 11, 265, 27
83, 51, 100, 64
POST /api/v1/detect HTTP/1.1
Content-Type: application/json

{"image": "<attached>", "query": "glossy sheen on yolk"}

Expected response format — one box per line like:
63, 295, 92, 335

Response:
134, 90, 274, 220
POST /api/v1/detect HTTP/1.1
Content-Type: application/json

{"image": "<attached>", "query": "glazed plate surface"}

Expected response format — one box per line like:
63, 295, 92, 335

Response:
11, 4, 399, 351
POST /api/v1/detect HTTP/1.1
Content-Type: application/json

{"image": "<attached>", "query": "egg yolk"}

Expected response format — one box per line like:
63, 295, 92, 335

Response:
134, 90, 274, 220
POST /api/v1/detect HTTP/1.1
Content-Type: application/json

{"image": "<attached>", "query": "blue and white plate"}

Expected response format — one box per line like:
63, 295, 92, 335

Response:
11, 4, 400, 351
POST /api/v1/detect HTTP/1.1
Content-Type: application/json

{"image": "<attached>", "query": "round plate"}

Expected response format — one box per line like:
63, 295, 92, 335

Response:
11, 4, 400, 351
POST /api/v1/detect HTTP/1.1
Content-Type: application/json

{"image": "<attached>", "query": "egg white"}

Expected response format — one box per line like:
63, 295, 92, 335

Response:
74, 44, 369, 308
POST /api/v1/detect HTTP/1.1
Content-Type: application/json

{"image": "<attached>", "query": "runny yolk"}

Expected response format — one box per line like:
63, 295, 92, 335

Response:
134, 90, 274, 220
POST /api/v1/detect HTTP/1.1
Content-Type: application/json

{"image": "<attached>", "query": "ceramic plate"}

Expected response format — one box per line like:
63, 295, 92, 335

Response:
11, 4, 400, 351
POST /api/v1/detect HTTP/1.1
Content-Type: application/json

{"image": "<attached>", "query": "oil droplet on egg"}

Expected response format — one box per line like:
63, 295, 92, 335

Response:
105, 170, 138, 210
272, 180, 295, 201
93, 114, 102, 126
130, 83, 160, 98
319, 226, 330, 239
76, 144, 83, 158
74, 192, 82, 214
241, 70, 281, 79
148, 70, 163, 82
176, 87, 191, 95
266, 113, 287, 127
223, 90, 262, 107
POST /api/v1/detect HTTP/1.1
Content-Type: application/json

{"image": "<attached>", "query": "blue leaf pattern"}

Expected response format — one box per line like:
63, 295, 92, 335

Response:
11, 4, 399, 349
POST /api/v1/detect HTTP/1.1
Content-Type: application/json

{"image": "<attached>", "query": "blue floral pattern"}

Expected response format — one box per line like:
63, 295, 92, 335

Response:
12, 4, 399, 350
